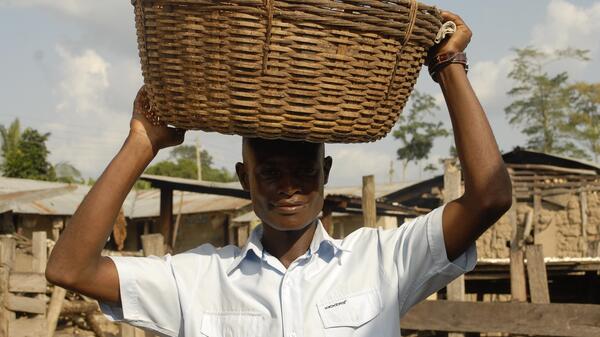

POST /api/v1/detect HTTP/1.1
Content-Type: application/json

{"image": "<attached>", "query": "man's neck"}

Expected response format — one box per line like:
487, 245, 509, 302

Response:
261, 221, 317, 269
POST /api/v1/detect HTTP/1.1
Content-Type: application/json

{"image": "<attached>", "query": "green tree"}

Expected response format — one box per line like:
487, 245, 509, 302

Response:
505, 46, 589, 157
143, 144, 237, 183
0, 118, 21, 161
1, 128, 56, 180
567, 82, 600, 163
54, 161, 84, 184
393, 91, 449, 181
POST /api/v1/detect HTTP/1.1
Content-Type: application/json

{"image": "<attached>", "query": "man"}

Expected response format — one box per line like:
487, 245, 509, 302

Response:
46, 11, 512, 337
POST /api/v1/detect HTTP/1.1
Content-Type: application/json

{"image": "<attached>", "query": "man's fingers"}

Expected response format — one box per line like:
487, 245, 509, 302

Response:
439, 10, 472, 44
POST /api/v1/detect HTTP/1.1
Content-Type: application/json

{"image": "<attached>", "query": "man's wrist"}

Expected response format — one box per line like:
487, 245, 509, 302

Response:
428, 52, 468, 83
125, 130, 157, 162
436, 63, 469, 86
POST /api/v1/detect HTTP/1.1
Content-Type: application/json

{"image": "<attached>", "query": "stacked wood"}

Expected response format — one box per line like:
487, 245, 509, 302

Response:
0, 233, 121, 337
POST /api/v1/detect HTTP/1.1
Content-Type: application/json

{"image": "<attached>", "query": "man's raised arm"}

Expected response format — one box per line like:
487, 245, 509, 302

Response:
434, 12, 513, 261
45, 87, 185, 304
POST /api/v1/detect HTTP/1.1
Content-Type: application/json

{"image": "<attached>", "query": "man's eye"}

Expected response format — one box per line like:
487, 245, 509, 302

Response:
260, 168, 280, 177
298, 168, 318, 176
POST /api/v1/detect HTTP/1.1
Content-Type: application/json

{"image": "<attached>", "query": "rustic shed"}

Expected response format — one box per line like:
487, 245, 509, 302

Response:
381, 148, 600, 259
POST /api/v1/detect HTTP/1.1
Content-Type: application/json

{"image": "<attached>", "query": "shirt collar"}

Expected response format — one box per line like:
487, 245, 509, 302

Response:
226, 220, 350, 275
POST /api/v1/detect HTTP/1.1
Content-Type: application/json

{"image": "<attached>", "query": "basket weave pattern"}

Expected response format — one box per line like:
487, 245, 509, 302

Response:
133, 0, 441, 143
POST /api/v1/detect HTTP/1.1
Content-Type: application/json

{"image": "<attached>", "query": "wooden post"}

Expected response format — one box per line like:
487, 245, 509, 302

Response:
510, 249, 527, 302
32, 231, 47, 274
580, 191, 588, 256
321, 203, 334, 235
51, 218, 63, 242
444, 160, 464, 337
0, 237, 15, 270
31, 231, 48, 324
0, 236, 16, 337
141, 234, 165, 257
172, 191, 185, 250
362, 175, 376, 228
47, 239, 66, 337
159, 187, 173, 252
525, 244, 550, 304
47, 287, 67, 337
237, 225, 249, 247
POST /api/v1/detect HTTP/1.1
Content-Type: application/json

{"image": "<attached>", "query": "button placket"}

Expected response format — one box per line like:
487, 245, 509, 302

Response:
281, 266, 303, 337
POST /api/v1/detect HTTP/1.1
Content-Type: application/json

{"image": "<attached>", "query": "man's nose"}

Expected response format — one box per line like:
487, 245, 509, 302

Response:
277, 173, 301, 196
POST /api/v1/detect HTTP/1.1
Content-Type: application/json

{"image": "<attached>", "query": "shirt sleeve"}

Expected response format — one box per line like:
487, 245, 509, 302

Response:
393, 204, 477, 317
99, 254, 182, 337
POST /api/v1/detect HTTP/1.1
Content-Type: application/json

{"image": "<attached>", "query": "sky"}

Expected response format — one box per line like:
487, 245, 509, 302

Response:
1, 0, 599, 187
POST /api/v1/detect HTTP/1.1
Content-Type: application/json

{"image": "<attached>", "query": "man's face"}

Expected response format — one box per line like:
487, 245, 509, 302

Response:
236, 138, 332, 231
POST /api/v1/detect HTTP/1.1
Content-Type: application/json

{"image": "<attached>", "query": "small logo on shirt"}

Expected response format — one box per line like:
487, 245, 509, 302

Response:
324, 300, 347, 310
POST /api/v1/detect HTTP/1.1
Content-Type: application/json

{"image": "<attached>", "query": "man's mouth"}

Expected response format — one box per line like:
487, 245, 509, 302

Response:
271, 200, 307, 214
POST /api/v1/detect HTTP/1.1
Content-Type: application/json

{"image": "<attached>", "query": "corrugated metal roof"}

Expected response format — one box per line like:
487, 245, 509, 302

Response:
125, 189, 250, 218
0, 177, 251, 217
1, 177, 91, 215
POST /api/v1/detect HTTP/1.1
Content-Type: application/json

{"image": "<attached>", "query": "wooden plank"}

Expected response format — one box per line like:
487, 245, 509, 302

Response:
9, 272, 46, 293
6, 294, 46, 314
47, 286, 67, 337
580, 191, 588, 255
402, 300, 600, 336
509, 249, 527, 302
14, 253, 33, 273
60, 300, 98, 315
237, 225, 249, 247
120, 324, 147, 337
362, 175, 376, 228
321, 203, 334, 235
443, 160, 464, 337
0, 267, 11, 337
51, 218, 64, 242
0, 236, 16, 269
525, 244, 550, 304
508, 163, 597, 176
32, 231, 47, 273
141, 234, 165, 257
159, 187, 173, 252
8, 317, 47, 337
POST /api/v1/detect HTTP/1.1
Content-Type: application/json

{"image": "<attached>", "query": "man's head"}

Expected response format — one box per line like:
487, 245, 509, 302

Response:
236, 138, 332, 232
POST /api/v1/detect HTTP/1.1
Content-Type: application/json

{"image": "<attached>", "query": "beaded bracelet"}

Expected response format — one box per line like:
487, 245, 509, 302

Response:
428, 52, 469, 83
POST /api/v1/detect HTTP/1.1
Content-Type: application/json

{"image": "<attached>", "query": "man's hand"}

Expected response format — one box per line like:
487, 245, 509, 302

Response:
130, 86, 185, 155
428, 11, 472, 62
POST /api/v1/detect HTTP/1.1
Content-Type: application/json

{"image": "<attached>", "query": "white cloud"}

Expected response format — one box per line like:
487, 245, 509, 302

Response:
55, 46, 109, 114
45, 45, 133, 177
531, 0, 600, 54
469, 56, 512, 106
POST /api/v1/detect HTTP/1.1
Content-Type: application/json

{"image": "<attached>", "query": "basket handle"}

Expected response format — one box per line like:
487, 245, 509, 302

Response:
262, 0, 274, 75
384, 0, 418, 101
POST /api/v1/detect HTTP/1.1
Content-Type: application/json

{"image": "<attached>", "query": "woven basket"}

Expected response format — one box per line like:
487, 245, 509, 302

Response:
132, 0, 442, 143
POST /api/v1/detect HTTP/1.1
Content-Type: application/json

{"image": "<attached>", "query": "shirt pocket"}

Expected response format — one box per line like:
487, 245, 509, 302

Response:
200, 312, 265, 337
317, 288, 382, 334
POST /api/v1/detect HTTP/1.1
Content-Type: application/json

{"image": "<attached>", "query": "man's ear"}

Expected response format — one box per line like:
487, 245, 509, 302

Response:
236, 162, 250, 191
323, 156, 333, 185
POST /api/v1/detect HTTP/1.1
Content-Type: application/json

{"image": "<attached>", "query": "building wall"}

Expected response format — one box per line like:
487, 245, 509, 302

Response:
477, 191, 600, 258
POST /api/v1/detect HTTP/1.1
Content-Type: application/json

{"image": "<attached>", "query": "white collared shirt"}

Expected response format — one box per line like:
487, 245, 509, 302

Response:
101, 205, 476, 337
